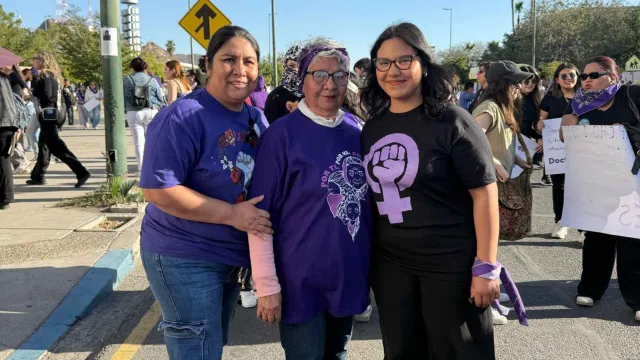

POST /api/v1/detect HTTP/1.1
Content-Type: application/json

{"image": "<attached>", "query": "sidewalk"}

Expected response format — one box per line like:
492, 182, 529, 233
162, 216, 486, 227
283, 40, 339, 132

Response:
0, 124, 141, 360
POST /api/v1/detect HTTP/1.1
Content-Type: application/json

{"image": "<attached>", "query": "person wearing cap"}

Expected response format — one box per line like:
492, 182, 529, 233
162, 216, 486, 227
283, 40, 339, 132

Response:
473, 60, 533, 184
247, 37, 371, 359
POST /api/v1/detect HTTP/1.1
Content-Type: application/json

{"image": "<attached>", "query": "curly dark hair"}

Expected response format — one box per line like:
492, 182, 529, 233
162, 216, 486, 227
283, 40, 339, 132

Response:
360, 22, 455, 120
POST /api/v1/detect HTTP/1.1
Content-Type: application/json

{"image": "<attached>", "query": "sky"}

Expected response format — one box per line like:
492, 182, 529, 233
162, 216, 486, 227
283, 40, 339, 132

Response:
4, 0, 514, 64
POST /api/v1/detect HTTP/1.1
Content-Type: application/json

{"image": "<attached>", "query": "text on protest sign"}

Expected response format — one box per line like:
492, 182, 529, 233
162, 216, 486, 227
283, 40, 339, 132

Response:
561, 125, 640, 238
511, 135, 537, 178
541, 118, 566, 175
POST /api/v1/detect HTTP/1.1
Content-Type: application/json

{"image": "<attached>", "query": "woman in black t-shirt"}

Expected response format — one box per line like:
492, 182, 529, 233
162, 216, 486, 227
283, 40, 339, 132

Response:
360, 22, 500, 359
560, 56, 640, 322
537, 63, 580, 240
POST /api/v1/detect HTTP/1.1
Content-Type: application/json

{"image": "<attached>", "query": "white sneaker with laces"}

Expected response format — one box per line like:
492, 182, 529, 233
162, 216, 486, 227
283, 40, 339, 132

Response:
635, 311, 640, 322
240, 290, 257, 308
576, 296, 594, 307
354, 305, 372, 323
491, 307, 508, 325
551, 224, 569, 239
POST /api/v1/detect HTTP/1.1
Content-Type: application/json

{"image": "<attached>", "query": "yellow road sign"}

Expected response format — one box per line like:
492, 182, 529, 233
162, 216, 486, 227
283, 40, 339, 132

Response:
626, 55, 640, 72
179, 0, 231, 50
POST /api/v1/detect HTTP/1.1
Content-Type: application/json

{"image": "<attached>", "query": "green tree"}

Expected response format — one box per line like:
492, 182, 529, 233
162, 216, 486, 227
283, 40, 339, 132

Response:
166, 40, 176, 57
538, 60, 564, 79
515, 1, 524, 28
260, 55, 284, 88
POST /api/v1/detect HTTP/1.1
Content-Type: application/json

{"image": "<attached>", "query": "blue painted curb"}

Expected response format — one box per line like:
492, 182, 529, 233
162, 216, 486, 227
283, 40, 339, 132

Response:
7, 248, 135, 360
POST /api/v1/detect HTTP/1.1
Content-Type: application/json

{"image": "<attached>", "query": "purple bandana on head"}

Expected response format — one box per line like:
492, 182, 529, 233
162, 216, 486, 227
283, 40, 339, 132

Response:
571, 82, 621, 116
297, 46, 350, 92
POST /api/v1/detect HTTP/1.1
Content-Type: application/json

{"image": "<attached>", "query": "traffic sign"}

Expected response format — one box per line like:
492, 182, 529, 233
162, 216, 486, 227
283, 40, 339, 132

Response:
626, 55, 640, 72
179, 0, 231, 50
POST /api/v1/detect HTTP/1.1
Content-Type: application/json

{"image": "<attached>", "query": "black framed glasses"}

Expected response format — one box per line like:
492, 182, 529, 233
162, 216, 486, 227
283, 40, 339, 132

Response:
372, 54, 418, 72
523, 78, 538, 86
578, 71, 610, 81
305, 70, 350, 86
560, 73, 577, 81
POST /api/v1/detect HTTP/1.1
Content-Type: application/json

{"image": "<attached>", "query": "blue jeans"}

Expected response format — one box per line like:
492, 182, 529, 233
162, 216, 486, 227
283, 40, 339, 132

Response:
89, 106, 100, 128
279, 312, 353, 360
141, 249, 241, 360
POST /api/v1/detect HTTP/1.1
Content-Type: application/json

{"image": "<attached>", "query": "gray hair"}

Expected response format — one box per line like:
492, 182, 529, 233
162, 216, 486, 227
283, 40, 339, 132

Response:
304, 37, 350, 71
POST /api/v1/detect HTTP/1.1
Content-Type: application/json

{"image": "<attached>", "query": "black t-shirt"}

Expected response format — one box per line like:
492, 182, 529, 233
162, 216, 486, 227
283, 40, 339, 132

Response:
574, 85, 640, 126
540, 93, 571, 120
361, 105, 497, 280
263, 85, 303, 124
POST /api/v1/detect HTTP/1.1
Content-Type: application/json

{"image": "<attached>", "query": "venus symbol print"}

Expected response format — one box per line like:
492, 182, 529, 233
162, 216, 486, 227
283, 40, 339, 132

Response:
363, 134, 419, 224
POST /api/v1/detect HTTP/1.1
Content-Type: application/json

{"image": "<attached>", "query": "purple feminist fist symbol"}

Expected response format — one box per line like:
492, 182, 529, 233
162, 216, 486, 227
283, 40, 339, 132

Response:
363, 134, 419, 223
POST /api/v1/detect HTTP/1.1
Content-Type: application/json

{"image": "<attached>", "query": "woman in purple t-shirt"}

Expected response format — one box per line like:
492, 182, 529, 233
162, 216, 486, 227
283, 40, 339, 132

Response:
247, 37, 371, 359
139, 26, 272, 360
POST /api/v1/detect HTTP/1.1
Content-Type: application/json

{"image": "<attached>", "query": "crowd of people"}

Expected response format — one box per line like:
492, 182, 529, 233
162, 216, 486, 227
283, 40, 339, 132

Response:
1, 20, 639, 360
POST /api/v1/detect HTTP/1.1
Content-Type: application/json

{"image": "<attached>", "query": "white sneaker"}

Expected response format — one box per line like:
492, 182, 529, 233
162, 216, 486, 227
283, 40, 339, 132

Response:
491, 307, 508, 325
240, 290, 257, 308
576, 296, 594, 307
499, 293, 510, 303
551, 224, 569, 239
635, 311, 640, 322
354, 305, 372, 323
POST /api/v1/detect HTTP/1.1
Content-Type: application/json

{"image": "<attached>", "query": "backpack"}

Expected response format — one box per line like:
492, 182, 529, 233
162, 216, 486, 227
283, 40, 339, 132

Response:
129, 75, 153, 110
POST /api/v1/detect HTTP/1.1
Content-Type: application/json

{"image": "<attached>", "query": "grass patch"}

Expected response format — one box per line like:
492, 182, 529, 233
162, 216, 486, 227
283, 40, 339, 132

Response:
57, 176, 146, 208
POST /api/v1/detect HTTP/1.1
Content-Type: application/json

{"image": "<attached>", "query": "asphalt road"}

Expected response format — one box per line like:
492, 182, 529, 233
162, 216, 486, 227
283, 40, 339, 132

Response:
44, 170, 640, 360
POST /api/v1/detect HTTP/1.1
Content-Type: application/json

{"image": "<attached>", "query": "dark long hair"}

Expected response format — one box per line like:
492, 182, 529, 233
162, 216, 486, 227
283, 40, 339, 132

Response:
550, 62, 580, 97
360, 22, 455, 120
206, 25, 260, 70
519, 65, 541, 108
478, 78, 519, 132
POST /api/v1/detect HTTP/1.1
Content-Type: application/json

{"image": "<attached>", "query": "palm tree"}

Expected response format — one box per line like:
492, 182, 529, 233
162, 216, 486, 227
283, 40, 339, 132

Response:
165, 40, 176, 57
515, 1, 524, 28
463, 42, 475, 66
511, 0, 516, 33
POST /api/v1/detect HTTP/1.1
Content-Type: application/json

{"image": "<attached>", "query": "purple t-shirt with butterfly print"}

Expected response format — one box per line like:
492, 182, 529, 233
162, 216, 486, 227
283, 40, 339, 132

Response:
248, 109, 371, 324
139, 89, 269, 267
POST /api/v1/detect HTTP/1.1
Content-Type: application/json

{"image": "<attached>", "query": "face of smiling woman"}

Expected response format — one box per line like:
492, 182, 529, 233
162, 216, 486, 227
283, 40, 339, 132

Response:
206, 36, 259, 111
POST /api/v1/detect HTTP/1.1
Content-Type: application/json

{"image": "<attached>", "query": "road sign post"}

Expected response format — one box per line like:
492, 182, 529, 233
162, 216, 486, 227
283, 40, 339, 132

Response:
179, 0, 231, 50
100, 0, 127, 178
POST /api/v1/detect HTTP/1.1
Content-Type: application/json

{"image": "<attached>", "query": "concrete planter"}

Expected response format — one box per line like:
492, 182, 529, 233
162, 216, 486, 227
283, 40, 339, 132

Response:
107, 203, 147, 214
75, 214, 139, 233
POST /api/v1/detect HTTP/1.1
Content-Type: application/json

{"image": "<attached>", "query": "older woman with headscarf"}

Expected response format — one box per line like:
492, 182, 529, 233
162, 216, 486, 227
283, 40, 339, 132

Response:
247, 37, 370, 359
263, 45, 304, 123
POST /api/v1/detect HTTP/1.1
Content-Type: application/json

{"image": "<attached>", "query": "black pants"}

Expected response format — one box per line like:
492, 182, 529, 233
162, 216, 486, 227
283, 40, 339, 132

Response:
66, 105, 74, 125
550, 174, 565, 223
30, 122, 88, 181
577, 232, 640, 311
371, 255, 494, 360
0, 128, 15, 204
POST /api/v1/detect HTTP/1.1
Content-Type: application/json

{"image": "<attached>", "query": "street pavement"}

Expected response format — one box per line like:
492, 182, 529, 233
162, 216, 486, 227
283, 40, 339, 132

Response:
40, 170, 640, 360
0, 122, 141, 360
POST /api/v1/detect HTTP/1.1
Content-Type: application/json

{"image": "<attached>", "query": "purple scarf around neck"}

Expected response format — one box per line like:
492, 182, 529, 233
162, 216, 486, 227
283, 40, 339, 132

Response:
571, 82, 621, 116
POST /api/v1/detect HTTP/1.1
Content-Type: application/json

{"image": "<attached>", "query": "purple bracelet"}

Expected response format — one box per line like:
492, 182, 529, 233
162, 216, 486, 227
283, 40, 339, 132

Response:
473, 259, 528, 326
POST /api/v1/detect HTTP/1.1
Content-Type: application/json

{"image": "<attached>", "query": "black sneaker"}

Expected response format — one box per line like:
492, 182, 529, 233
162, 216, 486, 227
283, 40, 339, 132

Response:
540, 175, 553, 186
0, 203, 10, 210
26, 179, 47, 185
75, 173, 91, 188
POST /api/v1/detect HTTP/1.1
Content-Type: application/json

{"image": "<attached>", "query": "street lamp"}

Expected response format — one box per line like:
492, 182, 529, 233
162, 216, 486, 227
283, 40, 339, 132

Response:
443, 8, 452, 53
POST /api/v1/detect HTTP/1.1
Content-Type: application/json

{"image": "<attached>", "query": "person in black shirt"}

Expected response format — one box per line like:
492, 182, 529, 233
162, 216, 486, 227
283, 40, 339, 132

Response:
360, 22, 499, 359
263, 45, 304, 123
27, 51, 90, 187
468, 62, 490, 113
560, 56, 640, 322
62, 78, 75, 125
537, 62, 580, 240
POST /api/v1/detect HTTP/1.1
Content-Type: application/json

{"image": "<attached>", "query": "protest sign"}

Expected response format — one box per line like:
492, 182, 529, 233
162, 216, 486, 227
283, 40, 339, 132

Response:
561, 125, 640, 238
542, 118, 566, 175
511, 135, 537, 178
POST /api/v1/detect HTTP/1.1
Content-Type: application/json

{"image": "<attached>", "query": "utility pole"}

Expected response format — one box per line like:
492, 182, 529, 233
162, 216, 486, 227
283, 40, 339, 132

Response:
100, 0, 127, 177
189, 0, 195, 70
443, 8, 453, 53
531, 0, 537, 66
271, 0, 278, 88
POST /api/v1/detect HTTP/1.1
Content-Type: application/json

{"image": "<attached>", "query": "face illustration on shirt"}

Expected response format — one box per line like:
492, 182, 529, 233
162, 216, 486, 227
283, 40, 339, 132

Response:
345, 202, 361, 221
346, 163, 366, 188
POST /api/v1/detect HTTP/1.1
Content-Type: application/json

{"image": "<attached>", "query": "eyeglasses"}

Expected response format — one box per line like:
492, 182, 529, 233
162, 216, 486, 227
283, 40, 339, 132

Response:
523, 78, 538, 86
578, 72, 610, 81
305, 70, 350, 86
560, 73, 577, 81
372, 54, 418, 72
